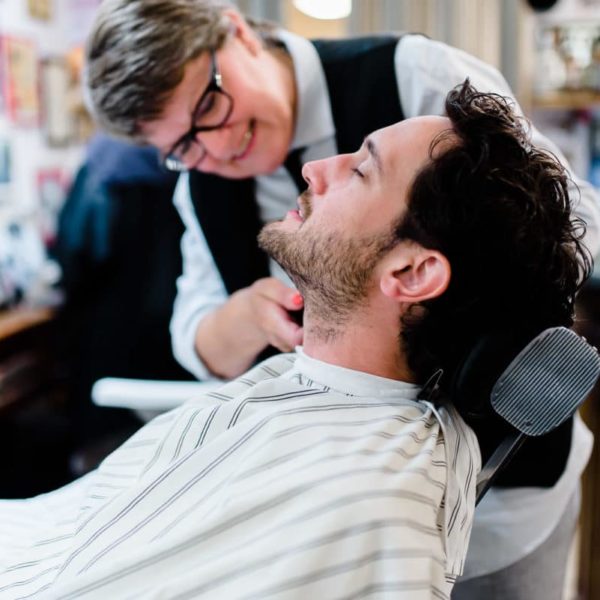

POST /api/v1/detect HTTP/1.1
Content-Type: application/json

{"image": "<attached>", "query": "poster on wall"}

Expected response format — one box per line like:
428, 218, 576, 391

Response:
0, 138, 12, 205
37, 168, 68, 244
27, 0, 53, 21
0, 37, 40, 127
66, 46, 96, 143
0, 37, 5, 116
0, 139, 10, 185
41, 57, 72, 146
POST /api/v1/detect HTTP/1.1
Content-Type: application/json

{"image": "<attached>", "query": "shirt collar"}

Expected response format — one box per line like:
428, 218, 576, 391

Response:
277, 30, 336, 151
292, 347, 421, 400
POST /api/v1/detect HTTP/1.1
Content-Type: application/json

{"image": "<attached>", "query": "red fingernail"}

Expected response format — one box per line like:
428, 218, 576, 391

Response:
292, 293, 303, 306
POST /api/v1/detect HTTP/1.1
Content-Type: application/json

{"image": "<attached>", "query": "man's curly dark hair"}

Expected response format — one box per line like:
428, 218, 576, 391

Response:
397, 79, 592, 390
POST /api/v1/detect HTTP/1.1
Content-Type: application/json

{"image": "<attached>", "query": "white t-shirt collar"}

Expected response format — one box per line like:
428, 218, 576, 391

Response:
292, 347, 421, 400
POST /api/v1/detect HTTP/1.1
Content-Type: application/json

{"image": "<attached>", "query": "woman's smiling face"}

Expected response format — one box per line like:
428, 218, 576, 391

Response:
142, 10, 296, 179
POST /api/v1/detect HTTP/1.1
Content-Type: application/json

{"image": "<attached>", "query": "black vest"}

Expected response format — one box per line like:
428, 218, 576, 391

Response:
188, 36, 403, 295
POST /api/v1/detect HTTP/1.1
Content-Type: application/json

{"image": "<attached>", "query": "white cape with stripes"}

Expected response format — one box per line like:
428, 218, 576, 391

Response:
0, 351, 480, 599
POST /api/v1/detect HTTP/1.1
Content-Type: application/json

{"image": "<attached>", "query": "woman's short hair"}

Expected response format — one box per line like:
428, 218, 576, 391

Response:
85, 0, 274, 140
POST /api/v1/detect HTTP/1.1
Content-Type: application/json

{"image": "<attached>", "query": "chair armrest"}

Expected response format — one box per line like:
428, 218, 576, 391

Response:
91, 377, 223, 411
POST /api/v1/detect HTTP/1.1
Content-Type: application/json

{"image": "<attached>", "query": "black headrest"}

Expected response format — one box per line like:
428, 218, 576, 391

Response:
451, 327, 600, 435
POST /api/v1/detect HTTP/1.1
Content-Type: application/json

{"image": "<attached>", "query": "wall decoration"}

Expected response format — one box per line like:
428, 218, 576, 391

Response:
0, 36, 40, 127
0, 138, 11, 206
0, 36, 5, 115
0, 139, 10, 185
27, 0, 53, 21
66, 46, 96, 143
41, 57, 72, 146
36, 168, 68, 244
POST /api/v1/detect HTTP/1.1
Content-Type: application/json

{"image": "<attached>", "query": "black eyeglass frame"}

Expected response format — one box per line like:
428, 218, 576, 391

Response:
162, 50, 233, 171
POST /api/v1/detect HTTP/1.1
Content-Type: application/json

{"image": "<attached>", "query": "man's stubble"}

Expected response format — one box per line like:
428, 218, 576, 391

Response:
258, 219, 397, 332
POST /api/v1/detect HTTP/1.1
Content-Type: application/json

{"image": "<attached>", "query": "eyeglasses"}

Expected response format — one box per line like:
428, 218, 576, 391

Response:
162, 50, 233, 172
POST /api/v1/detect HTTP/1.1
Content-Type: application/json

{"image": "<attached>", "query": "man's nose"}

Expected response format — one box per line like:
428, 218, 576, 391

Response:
302, 159, 328, 194
302, 154, 349, 193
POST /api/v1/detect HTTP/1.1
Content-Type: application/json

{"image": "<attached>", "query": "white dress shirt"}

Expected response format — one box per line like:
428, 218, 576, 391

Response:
0, 352, 479, 599
168, 31, 599, 578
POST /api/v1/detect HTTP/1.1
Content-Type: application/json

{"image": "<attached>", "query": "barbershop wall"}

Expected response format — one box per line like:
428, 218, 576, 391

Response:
348, 0, 503, 70
0, 0, 96, 223
0, 0, 102, 305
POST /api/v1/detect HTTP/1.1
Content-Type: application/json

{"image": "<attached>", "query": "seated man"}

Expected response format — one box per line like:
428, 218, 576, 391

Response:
0, 81, 589, 599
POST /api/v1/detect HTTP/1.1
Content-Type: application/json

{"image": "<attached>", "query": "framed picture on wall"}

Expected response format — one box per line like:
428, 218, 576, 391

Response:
0, 139, 10, 185
0, 36, 40, 127
36, 168, 68, 244
66, 46, 96, 143
0, 36, 6, 116
27, 0, 53, 21
0, 138, 12, 206
41, 57, 72, 146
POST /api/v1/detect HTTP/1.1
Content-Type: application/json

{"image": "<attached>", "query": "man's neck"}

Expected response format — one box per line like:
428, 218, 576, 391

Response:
301, 306, 415, 382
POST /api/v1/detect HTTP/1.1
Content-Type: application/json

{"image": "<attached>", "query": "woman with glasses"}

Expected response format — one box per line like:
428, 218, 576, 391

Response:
85, 3, 598, 599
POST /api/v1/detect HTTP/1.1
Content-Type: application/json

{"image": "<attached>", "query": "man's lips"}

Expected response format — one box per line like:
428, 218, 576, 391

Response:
286, 209, 303, 223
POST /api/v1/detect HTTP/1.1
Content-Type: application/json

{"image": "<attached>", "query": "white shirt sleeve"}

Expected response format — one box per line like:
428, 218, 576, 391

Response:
395, 34, 600, 260
169, 174, 228, 380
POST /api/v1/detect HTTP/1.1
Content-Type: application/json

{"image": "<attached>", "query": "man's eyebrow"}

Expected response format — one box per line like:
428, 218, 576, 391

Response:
365, 136, 383, 177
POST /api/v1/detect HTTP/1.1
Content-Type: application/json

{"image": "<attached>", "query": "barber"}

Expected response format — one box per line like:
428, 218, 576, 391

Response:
85, 2, 598, 598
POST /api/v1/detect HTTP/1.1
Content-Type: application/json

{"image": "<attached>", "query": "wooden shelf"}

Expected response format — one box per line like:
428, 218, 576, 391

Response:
0, 305, 58, 414
0, 306, 54, 341
533, 89, 600, 110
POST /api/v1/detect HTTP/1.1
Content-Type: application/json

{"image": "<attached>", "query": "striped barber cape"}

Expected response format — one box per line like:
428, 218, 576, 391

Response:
0, 350, 480, 599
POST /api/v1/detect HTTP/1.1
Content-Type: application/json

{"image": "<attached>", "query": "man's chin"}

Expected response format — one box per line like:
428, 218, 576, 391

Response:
259, 216, 301, 244
257, 224, 303, 277
258, 222, 287, 257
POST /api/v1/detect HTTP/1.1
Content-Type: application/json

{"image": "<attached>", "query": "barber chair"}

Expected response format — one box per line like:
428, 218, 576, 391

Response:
92, 326, 600, 503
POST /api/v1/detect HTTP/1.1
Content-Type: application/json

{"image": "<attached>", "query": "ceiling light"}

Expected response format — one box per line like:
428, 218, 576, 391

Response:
293, 0, 352, 20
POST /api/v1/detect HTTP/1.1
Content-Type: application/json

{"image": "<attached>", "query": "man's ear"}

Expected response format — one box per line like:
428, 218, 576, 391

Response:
222, 8, 262, 55
380, 245, 451, 304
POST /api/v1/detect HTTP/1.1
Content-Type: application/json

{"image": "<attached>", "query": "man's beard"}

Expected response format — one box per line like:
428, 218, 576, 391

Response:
258, 218, 396, 327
